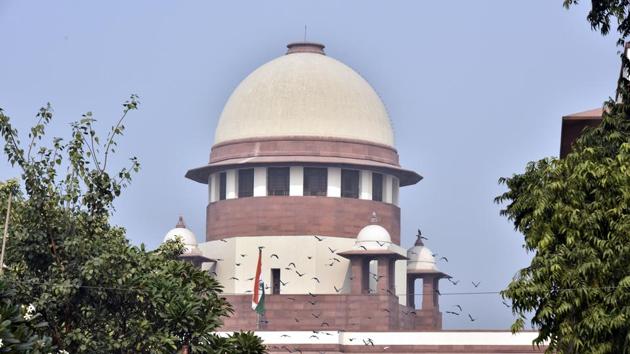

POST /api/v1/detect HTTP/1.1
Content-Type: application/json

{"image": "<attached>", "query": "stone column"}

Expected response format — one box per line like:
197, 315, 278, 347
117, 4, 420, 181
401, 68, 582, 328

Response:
388, 259, 396, 294
421, 274, 436, 310
432, 276, 440, 311
350, 257, 367, 294
376, 256, 392, 294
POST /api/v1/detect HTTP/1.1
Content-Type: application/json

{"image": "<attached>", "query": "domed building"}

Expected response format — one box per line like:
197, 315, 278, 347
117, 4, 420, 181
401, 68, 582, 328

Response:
175, 42, 544, 353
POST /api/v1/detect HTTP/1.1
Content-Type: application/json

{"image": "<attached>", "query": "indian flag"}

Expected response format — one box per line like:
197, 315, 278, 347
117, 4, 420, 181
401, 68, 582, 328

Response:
251, 248, 265, 314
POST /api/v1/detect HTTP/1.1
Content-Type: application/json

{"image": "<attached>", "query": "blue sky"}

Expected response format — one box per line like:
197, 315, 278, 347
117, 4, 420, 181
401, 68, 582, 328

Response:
0, 1, 621, 329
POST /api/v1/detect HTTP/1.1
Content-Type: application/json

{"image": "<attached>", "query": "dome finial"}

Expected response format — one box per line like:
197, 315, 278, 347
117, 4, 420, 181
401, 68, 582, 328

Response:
370, 211, 379, 224
415, 228, 425, 246
176, 215, 186, 229
286, 42, 325, 55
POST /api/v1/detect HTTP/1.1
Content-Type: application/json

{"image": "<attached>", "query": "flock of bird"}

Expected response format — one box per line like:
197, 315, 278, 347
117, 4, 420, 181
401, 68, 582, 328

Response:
211, 230, 509, 329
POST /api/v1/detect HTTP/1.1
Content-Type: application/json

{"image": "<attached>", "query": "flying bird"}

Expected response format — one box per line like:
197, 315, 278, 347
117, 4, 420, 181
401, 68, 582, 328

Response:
363, 338, 375, 346
219, 239, 228, 243
321, 322, 330, 327
472, 281, 481, 288
240, 254, 247, 258
308, 292, 317, 297
270, 254, 279, 259
311, 312, 321, 319
382, 308, 391, 313
308, 300, 317, 306
446, 311, 460, 316
235, 263, 242, 266
376, 241, 385, 247
309, 335, 319, 339
454, 305, 463, 312
331, 257, 341, 263
359, 245, 368, 250
327, 262, 334, 267
448, 278, 460, 285
280, 280, 289, 286
288, 262, 296, 268
307, 256, 313, 259
287, 297, 296, 301
228, 277, 239, 280
210, 271, 217, 276
468, 314, 476, 322
333, 285, 342, 293
314, 235, 324, 241
312, 277, 321, 283
327, 247, 337, 253
439, 256, 449, 263
417, 229, 428, 240
246, 277, 254, 281
281, 334, 290, 338
502, 300, 511, 308
295, 271, 305, 277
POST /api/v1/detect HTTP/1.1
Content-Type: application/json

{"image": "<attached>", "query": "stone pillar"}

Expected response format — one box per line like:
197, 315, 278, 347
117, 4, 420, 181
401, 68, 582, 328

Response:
388, 259, 396, 294
432, 276, 440, 311
376, 256, 392, 294
253, 167, 267, 197
327, 167, 341, 197
350, 257, 367, 294
421, 274, 436, 310
289, 166, 303, 196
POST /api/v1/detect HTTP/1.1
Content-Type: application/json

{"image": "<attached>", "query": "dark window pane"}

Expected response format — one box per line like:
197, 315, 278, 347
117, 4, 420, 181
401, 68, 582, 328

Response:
267, 167, 290, 196
303, 167, 328, 196
271, 268, 281, 294
341, 169, 359, 198
219, 172, 227, 200
372, 173, 383, 202
238, 169, 254, 198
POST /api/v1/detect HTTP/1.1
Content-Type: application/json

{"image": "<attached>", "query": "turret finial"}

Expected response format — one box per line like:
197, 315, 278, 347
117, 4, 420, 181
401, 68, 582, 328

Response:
415, 228, 425, 246
370, 211, 379, 224
176, 216, 186, 229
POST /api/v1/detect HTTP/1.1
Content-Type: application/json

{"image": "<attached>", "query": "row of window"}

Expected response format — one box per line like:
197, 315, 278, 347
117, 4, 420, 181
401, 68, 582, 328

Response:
215, 167, 388, 202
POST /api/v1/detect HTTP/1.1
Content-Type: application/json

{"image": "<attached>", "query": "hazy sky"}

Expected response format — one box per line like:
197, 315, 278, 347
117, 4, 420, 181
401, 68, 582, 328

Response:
0, 1, 621, 329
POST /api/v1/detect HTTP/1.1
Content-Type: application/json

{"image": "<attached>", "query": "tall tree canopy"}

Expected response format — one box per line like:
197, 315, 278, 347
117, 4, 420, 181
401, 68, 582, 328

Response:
0, 99, 266, 353
496, 3, 630, 353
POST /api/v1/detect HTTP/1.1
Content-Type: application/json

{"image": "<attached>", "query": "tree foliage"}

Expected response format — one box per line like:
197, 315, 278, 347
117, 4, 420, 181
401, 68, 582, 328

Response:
564, 0, 630, 44
496, 5, 630, 352
0, 99, 266, 353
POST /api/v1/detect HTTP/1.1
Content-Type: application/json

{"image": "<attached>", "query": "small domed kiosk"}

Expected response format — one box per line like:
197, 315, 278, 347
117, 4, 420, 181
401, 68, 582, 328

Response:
163, 216, 214, 268
405, 231, 449, 329
339, 213, 406, 295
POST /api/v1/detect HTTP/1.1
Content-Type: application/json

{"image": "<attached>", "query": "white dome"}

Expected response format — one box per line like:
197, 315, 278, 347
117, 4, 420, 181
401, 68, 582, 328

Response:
214, 44, 394, 147
355, 224, 392, 250
163, 217, 198, 253
407, 244, 438, 272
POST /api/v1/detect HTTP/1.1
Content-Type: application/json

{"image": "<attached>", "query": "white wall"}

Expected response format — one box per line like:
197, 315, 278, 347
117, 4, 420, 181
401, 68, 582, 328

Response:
254, 167, 267, 197
327, 167, 341, 197
383, 175, 393, 204
392, 177, 400, 206
359, 170, 372, 200
199, 236, 408, 306
226, 170, 237, 199
208, 173, 215, 203
289, 166, 304, 196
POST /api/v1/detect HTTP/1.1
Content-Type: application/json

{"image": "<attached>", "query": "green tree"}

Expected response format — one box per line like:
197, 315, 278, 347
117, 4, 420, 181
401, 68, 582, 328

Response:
496, 3, 630, 353
0, 99, 266, 353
